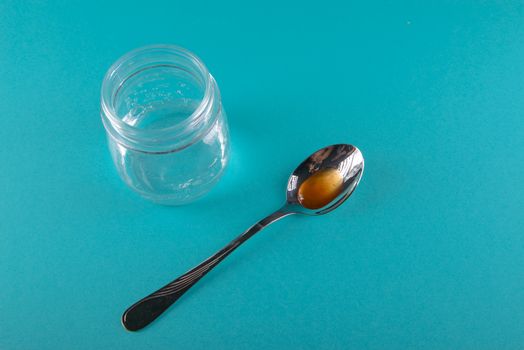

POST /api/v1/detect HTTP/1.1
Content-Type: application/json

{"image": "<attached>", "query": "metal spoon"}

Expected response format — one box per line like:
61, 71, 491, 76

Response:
122, 144, 364, 331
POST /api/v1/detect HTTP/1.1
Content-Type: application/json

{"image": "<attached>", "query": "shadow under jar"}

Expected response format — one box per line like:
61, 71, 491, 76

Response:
101, 45, 230, 205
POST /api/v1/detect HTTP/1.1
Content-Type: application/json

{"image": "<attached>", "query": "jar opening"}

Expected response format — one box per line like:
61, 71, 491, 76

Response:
101, 45, 216, 152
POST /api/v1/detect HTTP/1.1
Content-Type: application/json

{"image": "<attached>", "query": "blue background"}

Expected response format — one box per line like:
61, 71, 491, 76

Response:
1, 1, 523, 349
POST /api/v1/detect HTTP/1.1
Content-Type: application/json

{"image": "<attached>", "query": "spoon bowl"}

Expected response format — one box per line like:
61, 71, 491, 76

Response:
286, 144, 364, 214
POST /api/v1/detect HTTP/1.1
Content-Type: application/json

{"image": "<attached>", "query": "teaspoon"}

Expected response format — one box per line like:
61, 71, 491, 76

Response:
122, 143, 364, 331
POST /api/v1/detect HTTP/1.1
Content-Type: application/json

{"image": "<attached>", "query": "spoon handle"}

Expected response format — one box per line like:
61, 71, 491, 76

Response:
122, 208, 293, 331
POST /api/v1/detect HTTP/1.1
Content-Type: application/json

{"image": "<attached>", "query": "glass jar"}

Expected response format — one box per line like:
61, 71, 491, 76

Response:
101, 45, 230, 205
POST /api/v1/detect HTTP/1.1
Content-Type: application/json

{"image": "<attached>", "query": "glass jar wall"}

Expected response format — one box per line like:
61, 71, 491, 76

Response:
101, 45, 230, 205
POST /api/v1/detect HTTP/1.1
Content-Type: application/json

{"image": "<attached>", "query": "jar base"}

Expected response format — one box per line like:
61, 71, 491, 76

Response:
130, 162, 228, 206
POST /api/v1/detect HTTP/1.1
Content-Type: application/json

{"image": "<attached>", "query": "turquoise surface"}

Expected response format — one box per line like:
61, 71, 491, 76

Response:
1, 1, 523, 349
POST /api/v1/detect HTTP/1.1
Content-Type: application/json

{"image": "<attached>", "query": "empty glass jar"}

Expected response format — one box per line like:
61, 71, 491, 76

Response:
101, 45, 230, 205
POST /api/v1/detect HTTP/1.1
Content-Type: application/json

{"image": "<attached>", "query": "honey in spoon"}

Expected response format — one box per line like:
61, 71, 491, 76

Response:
298, 168, 344, 209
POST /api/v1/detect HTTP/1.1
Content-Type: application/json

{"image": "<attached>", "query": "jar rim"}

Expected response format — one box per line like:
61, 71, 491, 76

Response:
100, 44, 215, 151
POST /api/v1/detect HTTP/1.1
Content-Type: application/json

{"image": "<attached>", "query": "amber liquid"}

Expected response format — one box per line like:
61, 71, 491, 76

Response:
298, 168, 343, 209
